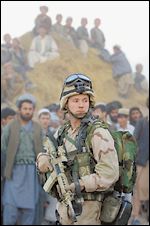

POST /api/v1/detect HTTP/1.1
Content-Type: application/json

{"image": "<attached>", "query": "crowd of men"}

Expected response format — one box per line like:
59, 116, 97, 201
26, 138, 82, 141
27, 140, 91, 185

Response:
1, 5, 149, 225
1, 93, 149, 225
1, 5, 149, 106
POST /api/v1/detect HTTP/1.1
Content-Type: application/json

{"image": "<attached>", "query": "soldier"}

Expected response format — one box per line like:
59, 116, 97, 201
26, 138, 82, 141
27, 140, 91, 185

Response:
36, 73, 119, 225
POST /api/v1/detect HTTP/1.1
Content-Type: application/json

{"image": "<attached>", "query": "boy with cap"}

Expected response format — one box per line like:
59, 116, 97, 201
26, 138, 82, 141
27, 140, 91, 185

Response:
116, 108, 135, 135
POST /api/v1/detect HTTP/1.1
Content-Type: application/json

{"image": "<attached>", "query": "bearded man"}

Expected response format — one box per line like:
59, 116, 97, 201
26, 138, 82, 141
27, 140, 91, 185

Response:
1, 93, 43, 225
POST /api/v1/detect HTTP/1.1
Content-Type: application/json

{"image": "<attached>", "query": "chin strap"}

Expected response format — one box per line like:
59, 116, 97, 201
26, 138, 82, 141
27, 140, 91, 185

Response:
67, 108, 87, 119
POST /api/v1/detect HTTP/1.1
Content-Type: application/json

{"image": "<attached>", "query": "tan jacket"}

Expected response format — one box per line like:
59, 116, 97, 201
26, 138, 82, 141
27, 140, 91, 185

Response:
39, 125, 119, 192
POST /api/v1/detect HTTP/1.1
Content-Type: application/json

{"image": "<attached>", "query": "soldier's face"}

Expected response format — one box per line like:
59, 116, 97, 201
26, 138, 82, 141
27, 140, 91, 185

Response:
67, 94, 90, 118
19, 102, 34, 122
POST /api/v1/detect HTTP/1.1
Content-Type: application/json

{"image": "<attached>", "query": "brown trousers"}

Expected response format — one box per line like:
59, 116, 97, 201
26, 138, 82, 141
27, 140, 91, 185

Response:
57, 200, 102, 225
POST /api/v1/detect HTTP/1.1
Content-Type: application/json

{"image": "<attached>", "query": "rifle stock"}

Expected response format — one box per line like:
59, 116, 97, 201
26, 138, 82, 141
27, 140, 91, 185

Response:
43, 171, 57, 193
43, 136, 77, 222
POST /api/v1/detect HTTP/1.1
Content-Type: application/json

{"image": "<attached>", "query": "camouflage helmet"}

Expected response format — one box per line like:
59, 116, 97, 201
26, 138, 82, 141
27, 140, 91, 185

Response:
60, 73, 95, 111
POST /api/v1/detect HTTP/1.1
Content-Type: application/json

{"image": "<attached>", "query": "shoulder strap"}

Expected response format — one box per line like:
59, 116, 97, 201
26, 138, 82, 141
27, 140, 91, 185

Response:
76, 116, 109, 152
57, 121, 71, 146
47, 128, 58, 150
86, 119, 109, 149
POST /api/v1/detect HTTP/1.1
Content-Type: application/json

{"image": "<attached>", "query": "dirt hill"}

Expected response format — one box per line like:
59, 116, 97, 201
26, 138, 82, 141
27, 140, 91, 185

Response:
5, 31, 148, 114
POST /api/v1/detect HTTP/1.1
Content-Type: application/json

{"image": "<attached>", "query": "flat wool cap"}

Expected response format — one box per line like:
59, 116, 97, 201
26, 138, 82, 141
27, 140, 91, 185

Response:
118, 108, 129, 116
16, 93, 36, 107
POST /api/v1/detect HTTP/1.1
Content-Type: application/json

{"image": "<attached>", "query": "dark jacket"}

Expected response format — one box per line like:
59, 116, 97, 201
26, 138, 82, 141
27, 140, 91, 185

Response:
134, 117, 149, 166
1, 119, 43, 179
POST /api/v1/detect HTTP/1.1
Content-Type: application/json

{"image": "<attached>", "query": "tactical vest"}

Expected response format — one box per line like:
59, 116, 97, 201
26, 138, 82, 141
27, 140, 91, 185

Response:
55, 118, 109, 201
56, 121, 94, 177
56, 116, 137, 195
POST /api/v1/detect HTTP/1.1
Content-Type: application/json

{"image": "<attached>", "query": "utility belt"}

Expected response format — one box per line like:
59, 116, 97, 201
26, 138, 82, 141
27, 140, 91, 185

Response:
81, 192, 103, 201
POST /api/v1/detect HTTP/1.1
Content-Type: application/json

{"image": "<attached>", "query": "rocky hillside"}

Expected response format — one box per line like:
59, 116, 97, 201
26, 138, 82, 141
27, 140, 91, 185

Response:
7, 31, 149, 113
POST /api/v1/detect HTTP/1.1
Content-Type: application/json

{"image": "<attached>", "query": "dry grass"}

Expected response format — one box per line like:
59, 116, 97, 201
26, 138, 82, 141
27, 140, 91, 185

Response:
9, 31, 148, 113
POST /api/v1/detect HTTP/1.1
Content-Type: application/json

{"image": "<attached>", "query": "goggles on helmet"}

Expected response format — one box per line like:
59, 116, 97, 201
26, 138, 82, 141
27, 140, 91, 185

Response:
60, 73, 93, 99
64, 73, 92, 87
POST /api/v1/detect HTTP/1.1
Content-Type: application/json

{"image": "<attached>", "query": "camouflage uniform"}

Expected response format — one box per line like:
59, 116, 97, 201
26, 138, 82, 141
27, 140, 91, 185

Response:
37, 73, 119, 225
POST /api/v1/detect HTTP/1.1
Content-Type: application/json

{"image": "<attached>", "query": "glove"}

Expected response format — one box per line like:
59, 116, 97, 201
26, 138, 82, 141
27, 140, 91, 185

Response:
66, 179, 85, 192
36, 153, 53, 173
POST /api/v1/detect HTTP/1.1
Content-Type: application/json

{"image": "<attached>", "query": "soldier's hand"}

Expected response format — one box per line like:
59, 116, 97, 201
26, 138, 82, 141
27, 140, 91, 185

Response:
36, 153, 53, 173
66, 180, 85, 192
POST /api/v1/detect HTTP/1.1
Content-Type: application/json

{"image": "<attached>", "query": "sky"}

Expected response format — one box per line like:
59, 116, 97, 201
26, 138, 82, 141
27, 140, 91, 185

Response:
1, 1, 149, 80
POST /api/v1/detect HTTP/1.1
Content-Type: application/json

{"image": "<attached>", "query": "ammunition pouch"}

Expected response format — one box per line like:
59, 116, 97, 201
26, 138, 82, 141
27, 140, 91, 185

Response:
74, 152, 92, 178
72, 200, 83, 216
114, 199, 132, 225
100, 192, 122, 224
72, 192, 103, 217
